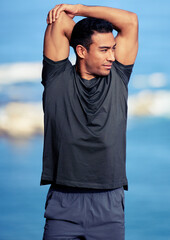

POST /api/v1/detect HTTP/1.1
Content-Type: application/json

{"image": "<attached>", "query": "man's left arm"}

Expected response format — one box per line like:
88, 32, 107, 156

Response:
76, 5, 139, 65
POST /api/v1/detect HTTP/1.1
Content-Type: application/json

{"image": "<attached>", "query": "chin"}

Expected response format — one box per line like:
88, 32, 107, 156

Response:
99, 70, 111, 77
92, 68, 111, 78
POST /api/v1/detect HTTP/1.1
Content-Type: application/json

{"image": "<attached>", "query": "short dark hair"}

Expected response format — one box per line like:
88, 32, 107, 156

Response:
70, 17, 113, 54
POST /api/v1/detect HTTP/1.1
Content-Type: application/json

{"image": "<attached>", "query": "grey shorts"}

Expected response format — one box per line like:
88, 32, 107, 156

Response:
43, 185, 125, 240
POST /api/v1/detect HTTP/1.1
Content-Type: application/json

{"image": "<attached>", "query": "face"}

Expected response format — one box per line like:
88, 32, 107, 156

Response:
83, 32, 116, 79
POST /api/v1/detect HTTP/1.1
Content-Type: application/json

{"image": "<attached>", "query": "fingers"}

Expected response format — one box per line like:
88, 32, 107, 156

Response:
52, 8, 57, 22
47, 9, 53, 24
46, 4, 62, 25
55, 4, 64, 19
46, 4, 77, 24
46, 10, 51, 24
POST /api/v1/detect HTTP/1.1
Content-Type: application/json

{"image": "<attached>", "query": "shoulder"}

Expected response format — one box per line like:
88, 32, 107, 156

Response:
43, 55, 72, 72
42, 55, 73, 87
112, 60, 134, 85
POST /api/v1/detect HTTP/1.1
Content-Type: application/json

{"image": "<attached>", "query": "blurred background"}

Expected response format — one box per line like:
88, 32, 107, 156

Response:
0, 0, 170, 239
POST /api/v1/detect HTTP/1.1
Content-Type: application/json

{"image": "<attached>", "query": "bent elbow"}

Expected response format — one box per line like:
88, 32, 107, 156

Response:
131, 13, 138, 27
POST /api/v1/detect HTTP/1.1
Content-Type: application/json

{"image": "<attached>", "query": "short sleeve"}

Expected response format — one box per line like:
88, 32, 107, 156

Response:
41, 55, 71, 88
113, 60, 134, 85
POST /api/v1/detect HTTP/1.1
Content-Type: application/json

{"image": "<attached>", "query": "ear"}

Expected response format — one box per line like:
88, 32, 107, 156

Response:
76, 45, 87, 59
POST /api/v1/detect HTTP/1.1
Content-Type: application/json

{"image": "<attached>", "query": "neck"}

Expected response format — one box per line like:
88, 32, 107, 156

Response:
75, 60, 95, 80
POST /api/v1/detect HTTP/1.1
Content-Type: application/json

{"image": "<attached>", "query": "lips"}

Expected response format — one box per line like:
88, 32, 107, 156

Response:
103, 65, 112, 69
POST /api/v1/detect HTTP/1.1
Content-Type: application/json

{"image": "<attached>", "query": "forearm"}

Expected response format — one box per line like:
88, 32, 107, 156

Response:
63, 14, 75, 41
77, 4, 137, 33
44, 12, 75, 61
48, 12, 75, 41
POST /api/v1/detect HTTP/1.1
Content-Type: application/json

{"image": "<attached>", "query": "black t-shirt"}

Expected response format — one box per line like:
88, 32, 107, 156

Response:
40, 55, 133, 190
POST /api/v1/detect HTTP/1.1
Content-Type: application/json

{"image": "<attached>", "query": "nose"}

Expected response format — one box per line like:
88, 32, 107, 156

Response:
107, 49, 115, 62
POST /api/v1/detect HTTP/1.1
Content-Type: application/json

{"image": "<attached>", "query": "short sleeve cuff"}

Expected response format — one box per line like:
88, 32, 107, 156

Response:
113, 60, 134, 85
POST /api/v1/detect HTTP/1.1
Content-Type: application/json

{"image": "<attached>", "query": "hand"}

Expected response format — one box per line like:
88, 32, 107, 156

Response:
47, 4, 80, 24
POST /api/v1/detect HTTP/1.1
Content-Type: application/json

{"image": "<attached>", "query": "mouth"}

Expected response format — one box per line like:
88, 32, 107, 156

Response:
103, 65, 112, 70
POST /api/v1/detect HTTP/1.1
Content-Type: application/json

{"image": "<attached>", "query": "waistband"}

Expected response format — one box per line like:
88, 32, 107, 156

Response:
50, 184, 122, 194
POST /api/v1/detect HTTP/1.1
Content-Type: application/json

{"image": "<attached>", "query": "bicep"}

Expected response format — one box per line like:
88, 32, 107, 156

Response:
43, 12, 75, 62
115, 15, 139, 65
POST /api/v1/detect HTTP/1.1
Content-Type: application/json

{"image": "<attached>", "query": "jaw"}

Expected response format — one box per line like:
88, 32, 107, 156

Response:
76, 58, 112, 80
81, 66, 111, 79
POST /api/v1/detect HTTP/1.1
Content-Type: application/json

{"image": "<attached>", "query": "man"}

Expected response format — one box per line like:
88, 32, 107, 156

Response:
41, 3, 138, 240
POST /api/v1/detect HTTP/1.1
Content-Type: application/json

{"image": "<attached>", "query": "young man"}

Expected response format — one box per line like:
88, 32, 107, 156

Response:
41, 3, 138, 240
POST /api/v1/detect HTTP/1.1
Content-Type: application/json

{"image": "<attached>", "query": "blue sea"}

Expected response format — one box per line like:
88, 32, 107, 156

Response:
0, 0, 170, 239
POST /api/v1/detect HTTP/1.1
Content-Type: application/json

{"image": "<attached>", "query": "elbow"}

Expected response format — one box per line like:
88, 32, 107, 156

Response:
124, 12, 138, 33
130, 13, 138, 27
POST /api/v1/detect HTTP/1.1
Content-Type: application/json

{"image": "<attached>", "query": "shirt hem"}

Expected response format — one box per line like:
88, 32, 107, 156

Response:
40, 176, 128, 191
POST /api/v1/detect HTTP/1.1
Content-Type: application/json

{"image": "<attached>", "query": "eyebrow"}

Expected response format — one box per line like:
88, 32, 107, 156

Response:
99, 43, 117, 49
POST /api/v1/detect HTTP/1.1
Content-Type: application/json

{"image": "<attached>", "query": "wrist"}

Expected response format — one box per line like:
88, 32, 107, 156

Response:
77, 4, 87, 16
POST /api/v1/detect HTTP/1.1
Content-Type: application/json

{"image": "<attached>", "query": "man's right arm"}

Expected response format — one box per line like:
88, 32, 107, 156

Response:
43, 8, 75, 62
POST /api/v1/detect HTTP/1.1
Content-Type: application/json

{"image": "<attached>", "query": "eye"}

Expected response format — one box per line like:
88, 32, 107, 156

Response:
101, 49, 107, 52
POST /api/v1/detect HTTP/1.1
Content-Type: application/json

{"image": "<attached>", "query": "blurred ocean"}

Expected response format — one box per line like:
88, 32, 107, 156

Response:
0, 0, 170, 239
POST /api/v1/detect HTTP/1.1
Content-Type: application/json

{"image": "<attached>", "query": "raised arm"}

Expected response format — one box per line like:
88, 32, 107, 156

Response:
54, 4, 138, 65
43, 6, 75, 61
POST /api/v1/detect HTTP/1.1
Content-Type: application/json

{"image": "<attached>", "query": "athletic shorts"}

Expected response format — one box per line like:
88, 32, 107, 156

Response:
43, 185, 125, 240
